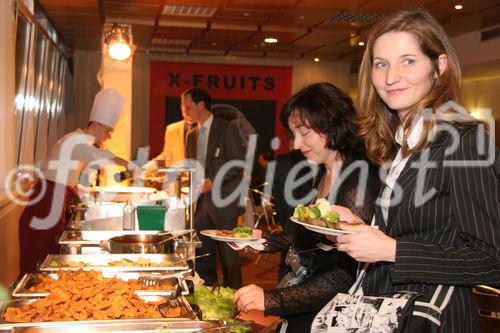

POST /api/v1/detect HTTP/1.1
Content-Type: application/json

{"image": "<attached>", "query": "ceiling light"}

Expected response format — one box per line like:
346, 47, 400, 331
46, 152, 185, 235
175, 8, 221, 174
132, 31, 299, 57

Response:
454, 4, 463, 10
243, 12, 250, 17
358, 41, 365, 46
104, 23, 133, 61
264, 37, 278, 44
314, 58, 319, 62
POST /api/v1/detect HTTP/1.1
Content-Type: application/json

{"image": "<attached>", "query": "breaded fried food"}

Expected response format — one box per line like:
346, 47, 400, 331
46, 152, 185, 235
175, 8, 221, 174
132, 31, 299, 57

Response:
4, 270, 181, 322
29, 270, 175, 292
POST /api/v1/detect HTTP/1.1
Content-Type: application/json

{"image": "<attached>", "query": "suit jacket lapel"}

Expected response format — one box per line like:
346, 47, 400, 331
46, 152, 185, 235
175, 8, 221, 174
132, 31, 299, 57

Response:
185, 126, 198, 160
385, 139, 445, 232
386, 152, 420, 231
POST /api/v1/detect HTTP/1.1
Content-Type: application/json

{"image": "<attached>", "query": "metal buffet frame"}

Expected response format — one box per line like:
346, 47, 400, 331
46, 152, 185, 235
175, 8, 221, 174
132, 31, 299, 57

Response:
38, 253, 189, 272
0, 297, 198, 331
0, 320, 227, 332
157, 167, 196, 251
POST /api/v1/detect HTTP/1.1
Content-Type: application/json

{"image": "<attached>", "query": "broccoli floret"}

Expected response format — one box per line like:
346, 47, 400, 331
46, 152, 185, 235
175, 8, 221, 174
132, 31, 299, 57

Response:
308, 205, 321, 219
293, 204, 308, 221
232, 226, 252, 238
323, 211, 340, 229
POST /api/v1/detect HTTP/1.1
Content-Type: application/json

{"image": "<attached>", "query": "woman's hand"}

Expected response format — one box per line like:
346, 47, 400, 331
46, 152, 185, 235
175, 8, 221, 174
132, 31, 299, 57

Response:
336, 222, 396, 263
325, 205, 364, 242
233, 284, 265, 313
331, 205, 364, 223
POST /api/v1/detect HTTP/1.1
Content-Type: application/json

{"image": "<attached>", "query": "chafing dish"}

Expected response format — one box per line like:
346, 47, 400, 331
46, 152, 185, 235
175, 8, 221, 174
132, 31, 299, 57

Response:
59, 230, 195, 255
38, 254, 189, 272
103, 233, 176, 254
2, 320, 227, 332
59, 230, 160, 246
0, 296, 197, 330
12, 272, 189, 297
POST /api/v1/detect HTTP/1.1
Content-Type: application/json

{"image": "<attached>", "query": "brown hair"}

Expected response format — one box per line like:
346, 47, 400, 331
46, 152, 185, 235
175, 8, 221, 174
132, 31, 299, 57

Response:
357, 9, 479, 165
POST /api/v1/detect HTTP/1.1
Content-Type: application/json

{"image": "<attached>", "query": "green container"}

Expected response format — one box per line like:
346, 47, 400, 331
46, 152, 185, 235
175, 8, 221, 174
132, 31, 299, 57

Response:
136, 206, 166, 230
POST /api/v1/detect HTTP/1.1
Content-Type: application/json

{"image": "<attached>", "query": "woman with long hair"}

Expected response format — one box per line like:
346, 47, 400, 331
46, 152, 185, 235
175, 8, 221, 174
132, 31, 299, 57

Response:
335, 9, 499, 332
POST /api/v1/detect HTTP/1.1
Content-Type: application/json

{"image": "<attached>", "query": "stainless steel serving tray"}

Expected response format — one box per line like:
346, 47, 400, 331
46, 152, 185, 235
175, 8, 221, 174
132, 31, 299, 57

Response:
39, 254, 189, 272
0, 296, 197, 330
12, 272, 189, 297
3, 320, 226, 333
59, 230, 162, 246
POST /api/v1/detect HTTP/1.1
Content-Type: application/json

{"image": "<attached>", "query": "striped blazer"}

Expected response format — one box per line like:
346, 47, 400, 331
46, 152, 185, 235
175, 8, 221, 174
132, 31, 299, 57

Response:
362, 124, 500, 332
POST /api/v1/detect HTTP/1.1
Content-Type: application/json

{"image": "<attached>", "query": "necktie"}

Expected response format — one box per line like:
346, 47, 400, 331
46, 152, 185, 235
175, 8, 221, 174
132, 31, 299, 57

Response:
197, 126, 206, 166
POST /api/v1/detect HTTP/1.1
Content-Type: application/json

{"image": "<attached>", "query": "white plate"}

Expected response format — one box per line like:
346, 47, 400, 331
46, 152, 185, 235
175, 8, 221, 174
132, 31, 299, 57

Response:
200, 230, 261, 243
290, 217, 354, 236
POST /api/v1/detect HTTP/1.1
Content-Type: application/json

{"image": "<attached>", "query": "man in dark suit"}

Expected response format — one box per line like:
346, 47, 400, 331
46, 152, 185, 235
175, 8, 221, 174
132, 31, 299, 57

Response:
183, 88, 245, 288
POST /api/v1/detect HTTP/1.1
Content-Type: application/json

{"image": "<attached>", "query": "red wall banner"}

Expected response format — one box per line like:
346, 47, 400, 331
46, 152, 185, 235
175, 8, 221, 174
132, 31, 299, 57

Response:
149, 61, 292, 158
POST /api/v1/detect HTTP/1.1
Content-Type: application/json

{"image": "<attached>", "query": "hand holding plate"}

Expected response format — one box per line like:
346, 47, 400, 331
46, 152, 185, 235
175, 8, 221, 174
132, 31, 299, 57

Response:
336, 224, 396, 263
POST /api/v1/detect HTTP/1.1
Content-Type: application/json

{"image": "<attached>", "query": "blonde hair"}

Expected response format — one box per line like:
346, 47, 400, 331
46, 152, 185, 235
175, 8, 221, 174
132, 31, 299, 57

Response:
357, 9, 480, 165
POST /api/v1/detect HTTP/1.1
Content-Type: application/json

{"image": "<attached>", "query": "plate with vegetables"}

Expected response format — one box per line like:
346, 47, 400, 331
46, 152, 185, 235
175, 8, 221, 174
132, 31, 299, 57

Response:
290, 198, 354, 236
201, 226, 261, 242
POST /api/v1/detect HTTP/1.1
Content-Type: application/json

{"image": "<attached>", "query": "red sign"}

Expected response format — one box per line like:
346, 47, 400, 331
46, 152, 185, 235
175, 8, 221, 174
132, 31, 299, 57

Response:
149, 61, 292, 157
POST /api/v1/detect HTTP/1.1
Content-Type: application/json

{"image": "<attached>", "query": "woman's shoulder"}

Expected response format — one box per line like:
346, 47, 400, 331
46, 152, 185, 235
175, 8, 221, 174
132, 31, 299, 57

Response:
432, 122, 497, 158
433, 122, 487, 143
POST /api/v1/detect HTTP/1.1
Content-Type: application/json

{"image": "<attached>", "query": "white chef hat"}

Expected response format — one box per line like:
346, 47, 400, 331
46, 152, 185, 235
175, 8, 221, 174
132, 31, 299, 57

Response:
89, 88, 125, 128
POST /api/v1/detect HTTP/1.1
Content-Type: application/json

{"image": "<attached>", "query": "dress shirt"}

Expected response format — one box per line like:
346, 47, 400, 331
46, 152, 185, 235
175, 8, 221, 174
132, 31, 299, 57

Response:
380, 116, 425, 224
197, 114, 213, 164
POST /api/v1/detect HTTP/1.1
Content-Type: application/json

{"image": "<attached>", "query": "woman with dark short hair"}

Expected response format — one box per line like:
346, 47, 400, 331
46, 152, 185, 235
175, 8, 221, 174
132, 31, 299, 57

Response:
233, 82, 380, 333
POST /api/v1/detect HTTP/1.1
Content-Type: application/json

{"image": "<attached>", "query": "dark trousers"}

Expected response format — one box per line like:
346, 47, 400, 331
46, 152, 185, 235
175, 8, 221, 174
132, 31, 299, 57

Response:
194, 199, 242, 289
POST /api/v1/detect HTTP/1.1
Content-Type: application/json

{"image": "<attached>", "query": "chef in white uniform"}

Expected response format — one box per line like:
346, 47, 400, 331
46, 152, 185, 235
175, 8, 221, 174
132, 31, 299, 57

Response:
19, 88, 137, 275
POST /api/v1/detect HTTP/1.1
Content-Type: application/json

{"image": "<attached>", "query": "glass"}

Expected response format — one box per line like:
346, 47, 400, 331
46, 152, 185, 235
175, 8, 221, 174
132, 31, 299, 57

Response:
34, 30, 48, 162
15, 4, 69, 167
15, 14, 33, 164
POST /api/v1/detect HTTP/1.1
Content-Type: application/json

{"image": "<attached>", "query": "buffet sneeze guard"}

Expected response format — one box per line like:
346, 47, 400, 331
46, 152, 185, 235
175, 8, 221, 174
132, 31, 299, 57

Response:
158, 167, 197, 261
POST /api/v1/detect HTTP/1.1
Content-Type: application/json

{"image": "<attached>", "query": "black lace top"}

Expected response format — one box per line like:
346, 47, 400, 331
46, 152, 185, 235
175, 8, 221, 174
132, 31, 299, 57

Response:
263, 158, 381, 324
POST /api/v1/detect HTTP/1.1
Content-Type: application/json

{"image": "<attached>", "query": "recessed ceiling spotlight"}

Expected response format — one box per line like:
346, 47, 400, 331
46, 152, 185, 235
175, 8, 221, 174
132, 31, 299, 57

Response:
299, 16, 305, 20
253, 44, 258, 48
314, 58, 320, 62
243, 12, 250, 17
358, 41, 365, 46
212, 42, 217, 46
264, 37, 278, 43
455, 4, 463, 10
